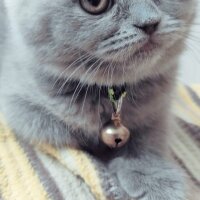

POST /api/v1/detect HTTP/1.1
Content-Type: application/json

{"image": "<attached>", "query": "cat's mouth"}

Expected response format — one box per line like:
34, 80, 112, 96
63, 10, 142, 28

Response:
137, 41, 158, 53
133, 41, 159, 57
99, 39, 160, 62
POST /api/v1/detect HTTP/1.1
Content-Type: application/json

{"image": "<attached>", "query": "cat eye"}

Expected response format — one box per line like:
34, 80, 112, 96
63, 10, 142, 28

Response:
79, 0, 112, 15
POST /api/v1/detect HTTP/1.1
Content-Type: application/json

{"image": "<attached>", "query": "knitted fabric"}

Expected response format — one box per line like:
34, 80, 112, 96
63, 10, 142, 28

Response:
0, 84, 200, 200
0, 117, 107, 200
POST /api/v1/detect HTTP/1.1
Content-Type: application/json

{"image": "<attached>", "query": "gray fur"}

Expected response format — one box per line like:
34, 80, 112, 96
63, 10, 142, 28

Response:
0, 0, 196, 199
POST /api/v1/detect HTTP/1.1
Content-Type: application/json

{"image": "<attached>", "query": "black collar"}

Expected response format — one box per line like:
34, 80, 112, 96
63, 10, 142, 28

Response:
48, 77, 127, 100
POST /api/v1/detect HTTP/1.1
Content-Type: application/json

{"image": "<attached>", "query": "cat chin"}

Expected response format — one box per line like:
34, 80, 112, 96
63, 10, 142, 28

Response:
78, 48, 179, 86
43, 49, 173, 87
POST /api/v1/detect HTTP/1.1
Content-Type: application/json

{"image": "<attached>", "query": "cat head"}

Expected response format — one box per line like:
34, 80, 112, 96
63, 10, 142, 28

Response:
5, 0, 196, 85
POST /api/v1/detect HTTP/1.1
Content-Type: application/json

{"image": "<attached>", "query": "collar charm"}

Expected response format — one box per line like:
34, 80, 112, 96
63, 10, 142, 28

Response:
100, 87, 130, 148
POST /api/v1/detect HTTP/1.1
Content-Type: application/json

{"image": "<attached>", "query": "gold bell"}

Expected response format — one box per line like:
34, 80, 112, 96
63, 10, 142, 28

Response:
101, 113, 130, 148
101, 87, 130, 148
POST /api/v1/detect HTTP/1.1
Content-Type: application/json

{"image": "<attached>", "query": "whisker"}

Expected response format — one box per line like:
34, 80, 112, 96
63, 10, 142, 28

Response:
69, 56, 103, 110
79, 59, 105, 144
56, 53, 94, 96
176, 32, 200, 64
97, 60, 114, 129
80, 58, 104, 116
184, 43, 200, 64
51, 51, 87, 90
109, 52, 119, 86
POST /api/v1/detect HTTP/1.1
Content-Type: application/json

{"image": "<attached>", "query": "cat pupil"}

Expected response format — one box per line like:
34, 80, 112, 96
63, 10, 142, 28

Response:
88, 0, 101, 7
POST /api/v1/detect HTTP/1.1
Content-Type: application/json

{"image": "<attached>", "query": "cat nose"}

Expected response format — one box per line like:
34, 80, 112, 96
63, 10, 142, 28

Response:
135, 21, 160, 35
131, 0, 161, 35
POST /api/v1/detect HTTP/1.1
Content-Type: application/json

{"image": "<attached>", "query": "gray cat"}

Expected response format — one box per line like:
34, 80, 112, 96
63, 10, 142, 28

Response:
0, 0, 196, 199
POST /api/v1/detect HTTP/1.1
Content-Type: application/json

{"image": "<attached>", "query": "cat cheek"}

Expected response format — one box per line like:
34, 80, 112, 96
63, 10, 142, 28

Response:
71, 20, 82, 31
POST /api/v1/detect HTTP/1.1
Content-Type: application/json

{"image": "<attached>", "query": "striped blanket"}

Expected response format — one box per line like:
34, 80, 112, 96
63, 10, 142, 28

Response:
171, 84, 200, 198
0, 84, 200, 200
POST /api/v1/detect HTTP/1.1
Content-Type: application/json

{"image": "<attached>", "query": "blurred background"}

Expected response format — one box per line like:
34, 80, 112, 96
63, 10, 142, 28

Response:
178, 0, 200, 84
